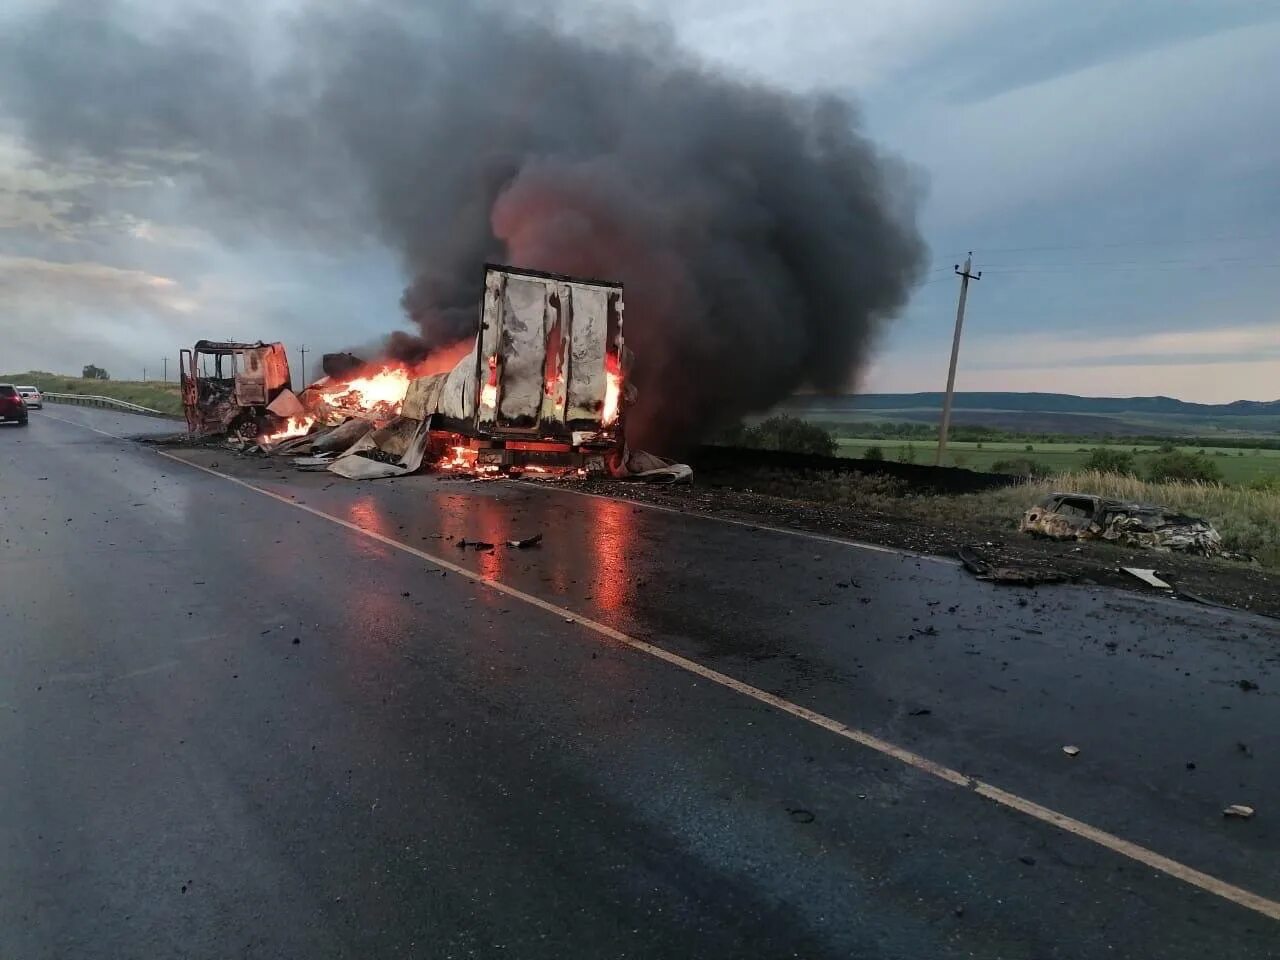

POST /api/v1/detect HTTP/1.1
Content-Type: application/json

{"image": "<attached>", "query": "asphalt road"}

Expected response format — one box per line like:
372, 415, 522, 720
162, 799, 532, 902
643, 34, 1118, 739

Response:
2, 406, 1278, 959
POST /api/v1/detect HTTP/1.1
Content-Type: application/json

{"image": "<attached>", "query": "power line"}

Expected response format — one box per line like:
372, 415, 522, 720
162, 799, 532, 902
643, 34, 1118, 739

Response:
936, 253, 980, 468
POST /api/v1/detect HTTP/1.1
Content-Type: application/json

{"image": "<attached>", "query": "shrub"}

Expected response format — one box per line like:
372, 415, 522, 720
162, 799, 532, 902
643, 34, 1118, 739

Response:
897, 443, 919, 464
1144, 450, 1221, 484
738, 415, 837, 456
1248, 475, 1280, 493
991, 457, 1051, 479
863, 445, 885, 461
1081, 448, 1137, 476
1024, 444, 1034, 452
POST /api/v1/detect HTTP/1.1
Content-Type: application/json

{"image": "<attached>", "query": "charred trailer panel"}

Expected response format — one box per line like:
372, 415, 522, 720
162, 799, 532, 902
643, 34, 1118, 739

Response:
472, 264, 624, 445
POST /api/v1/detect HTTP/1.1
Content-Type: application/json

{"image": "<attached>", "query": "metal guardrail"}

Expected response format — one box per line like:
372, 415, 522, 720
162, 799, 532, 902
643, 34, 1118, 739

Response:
42, 392, 179, 418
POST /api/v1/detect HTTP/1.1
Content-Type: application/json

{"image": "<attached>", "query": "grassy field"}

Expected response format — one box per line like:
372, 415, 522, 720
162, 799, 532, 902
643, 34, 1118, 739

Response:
837, 437, 1280, 486
947, 471, 1280, 567
737, 466, 1280, 569
2, 371, 184, 416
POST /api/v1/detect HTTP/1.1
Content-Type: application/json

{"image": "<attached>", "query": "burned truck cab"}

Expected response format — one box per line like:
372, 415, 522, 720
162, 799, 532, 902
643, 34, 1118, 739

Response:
180, 340, 292, 438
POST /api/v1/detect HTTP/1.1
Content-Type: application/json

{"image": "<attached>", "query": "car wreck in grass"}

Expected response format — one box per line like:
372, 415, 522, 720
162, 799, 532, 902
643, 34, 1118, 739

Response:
1020, 493, 1224, 557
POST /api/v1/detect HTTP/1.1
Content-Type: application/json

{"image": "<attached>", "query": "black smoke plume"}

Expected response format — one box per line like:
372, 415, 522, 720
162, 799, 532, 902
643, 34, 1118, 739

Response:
0, 0, 925, 449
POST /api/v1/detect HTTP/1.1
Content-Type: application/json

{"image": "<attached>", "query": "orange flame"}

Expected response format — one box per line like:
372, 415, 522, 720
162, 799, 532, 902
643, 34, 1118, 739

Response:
602, 352, 622, 427
439, 445, 476, 471
261, 414, 316, 444
480, 354, 498, 410
321, 367, 414, 414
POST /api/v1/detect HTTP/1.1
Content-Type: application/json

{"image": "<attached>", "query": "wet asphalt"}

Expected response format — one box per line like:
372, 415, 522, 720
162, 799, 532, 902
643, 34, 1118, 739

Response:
1, 407, 1278, 959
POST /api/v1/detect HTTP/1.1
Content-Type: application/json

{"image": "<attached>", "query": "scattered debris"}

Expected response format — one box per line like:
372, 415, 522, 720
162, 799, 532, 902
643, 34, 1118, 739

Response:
1223, 804, 1255, 819
788, 808, 816, 824
908, 708, 932, 717
454, 539, 495, 552
1018, 855, 1037, 866
1021, 493, 1223, 557
1062, 745, 1080, 757
507, 533, 544, 549
1121, 567, 1173, 591
309, 417, 374, 454
958, 545, 1068, 586
1238, 679, 1259, 692
609, 447, 693, 484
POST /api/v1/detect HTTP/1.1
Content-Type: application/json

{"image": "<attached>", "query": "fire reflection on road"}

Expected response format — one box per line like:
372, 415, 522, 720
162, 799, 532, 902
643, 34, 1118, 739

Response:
583, 496, 634, 613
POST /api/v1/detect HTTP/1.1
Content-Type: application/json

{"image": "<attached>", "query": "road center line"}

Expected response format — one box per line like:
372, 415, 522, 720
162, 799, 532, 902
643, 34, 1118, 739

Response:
43, 413, 1273, 921
141, 447, 1280, 923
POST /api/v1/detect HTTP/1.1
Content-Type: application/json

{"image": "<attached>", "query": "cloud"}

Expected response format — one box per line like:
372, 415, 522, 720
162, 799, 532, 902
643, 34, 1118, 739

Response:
0, 254, 193, 312
861, 322, 1280, 402
968, 324, 1280, 371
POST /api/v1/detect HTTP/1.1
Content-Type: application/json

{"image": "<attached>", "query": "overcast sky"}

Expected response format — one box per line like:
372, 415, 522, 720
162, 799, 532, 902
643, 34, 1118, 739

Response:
1, 0, 1277, 401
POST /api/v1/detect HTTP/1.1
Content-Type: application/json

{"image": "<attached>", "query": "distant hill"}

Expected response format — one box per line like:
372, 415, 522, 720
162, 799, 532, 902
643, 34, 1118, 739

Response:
784, 392, 1280, 417
776, 391, 1280, 437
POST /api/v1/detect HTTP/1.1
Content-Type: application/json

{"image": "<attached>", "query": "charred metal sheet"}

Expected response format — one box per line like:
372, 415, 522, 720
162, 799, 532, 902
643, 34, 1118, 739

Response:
328, 416, 430, 479
538, 290, 569, 428
1020, 493, 1224, 557
565, 284, 609, 424
266, 389, 304, 419
496, 276, 550, 429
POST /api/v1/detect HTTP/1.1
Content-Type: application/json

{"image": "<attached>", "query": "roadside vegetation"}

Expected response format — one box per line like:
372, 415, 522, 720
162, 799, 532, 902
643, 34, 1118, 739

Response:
722, 415, 1280, 487
716, 415, 838, 456
833, 437, 1280, 486
1, 371, 184, 416
733, 466, 1280, 569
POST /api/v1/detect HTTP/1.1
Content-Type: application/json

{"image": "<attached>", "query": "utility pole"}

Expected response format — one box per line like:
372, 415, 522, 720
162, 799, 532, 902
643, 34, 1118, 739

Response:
935, 252, 981, 466
163, 356, 168, 382
142, 366, 147, 383
298, 345, 308, 392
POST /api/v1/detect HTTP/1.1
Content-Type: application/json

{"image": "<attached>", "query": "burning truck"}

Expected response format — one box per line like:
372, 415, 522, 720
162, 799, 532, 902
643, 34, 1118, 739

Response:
179, 340, 295, 439
247, 264, 668, 480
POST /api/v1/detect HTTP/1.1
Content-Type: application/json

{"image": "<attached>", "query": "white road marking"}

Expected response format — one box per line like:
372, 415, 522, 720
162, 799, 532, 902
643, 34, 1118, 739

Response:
524, 481, 954, 564
37, 409, 125, 440
49, 413, 1280, 921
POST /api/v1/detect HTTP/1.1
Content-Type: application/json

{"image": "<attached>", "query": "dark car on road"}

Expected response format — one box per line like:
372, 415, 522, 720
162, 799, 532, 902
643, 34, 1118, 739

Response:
0, 384, 30, 426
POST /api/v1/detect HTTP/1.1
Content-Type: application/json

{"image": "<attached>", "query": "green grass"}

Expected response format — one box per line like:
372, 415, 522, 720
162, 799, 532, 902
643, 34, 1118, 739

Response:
2, 371, 184, 416
730, 466, 1280, 569
951, 471, 1280, 569
836, 438, 1280, 486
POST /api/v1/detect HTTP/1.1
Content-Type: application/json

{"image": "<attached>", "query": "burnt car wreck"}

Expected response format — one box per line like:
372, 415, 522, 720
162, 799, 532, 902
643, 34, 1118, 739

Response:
1020, 493, 1224, 557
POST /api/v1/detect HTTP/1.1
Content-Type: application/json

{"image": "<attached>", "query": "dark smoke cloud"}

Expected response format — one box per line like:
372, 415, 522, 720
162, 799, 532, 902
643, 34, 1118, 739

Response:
0, 0, 926, 449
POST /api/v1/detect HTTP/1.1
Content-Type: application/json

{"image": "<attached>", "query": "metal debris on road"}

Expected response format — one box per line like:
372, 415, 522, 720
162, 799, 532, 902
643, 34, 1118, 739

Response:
1223, 805, 1255, 819
958, 545, 1068, 586
1062, 745, 1080, 757
1120, 568, 1173, 590
507, 533, 544, 549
